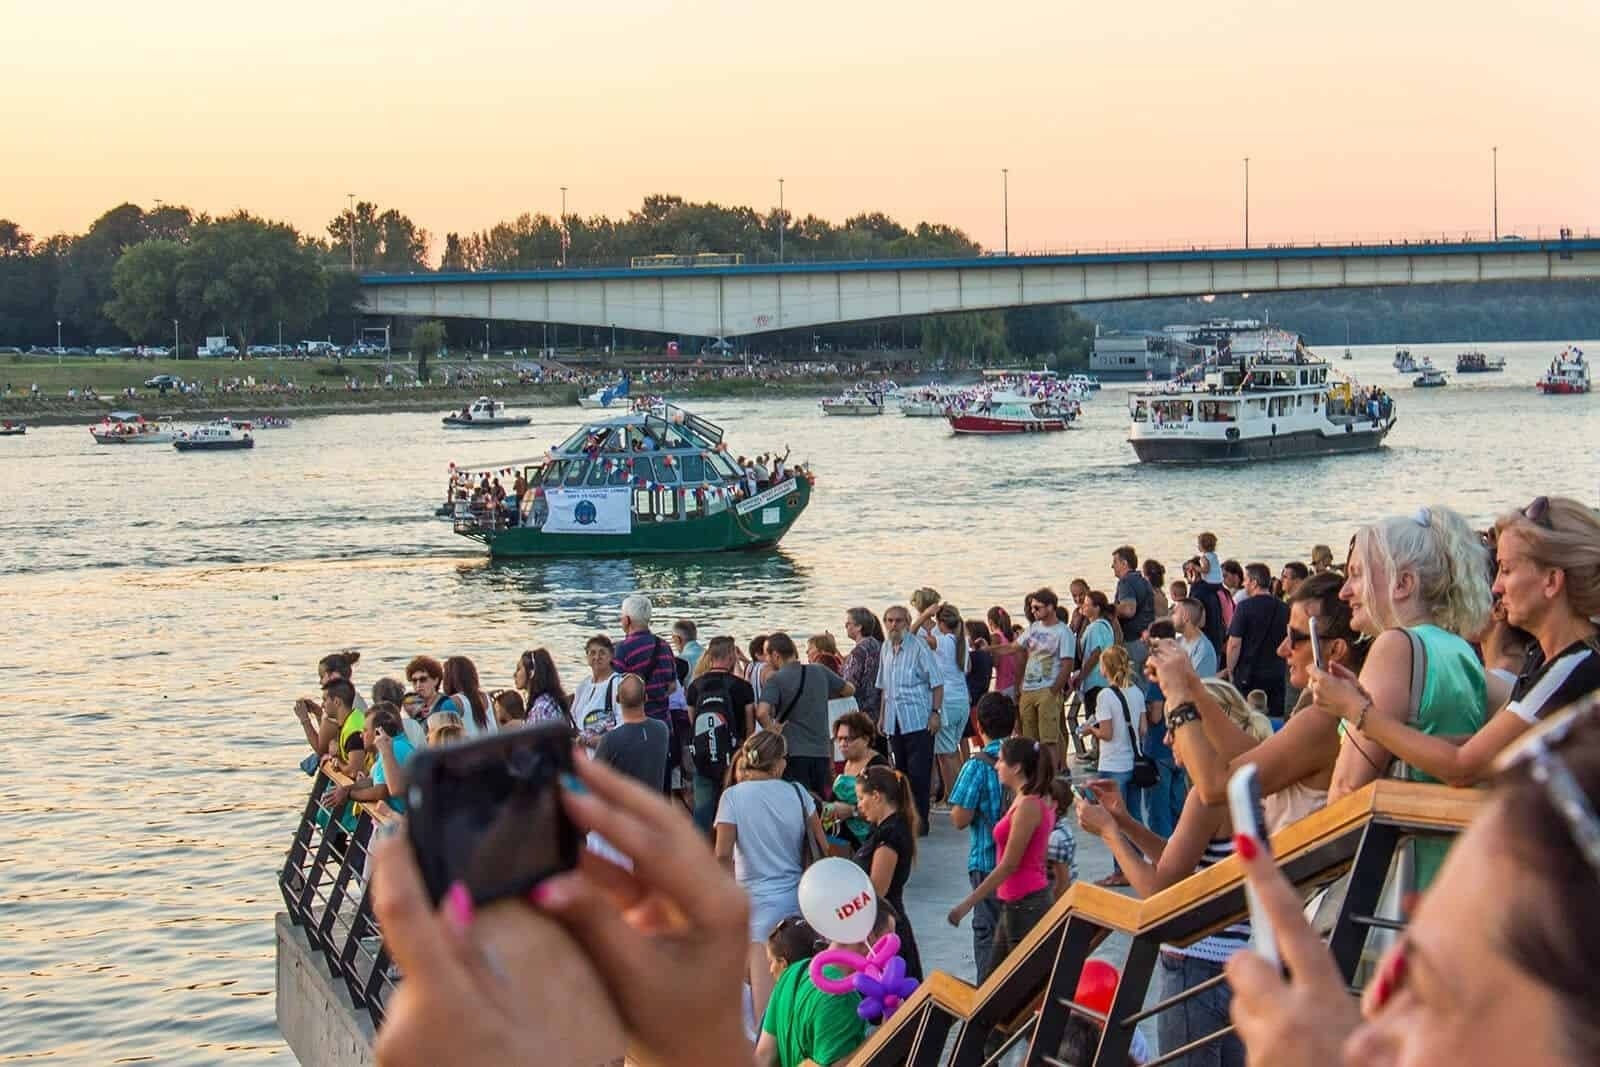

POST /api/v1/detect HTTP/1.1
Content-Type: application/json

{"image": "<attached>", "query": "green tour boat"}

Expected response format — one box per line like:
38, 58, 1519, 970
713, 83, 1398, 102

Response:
446, 401, 812, 558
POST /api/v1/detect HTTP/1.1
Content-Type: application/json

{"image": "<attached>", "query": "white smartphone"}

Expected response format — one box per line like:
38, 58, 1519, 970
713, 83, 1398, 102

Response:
1308, 615, 1325, 671
1227, 765, 1279, 967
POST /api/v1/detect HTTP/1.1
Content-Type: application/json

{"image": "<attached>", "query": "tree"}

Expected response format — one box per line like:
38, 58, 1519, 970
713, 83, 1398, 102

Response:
440, 233, 470, 272
0, 220, 32, 257
328, 202, 428, 272
411, 321, 446, 382
105, 239, 185, 341
921, 311, 1009, 362
174, 212, 329, 351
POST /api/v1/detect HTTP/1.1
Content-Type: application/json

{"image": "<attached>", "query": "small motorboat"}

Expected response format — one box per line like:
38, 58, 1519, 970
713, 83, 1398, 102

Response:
1393, 349, 1419, 373
0, 420, 24, 436
174, 423, 254, 451
1412, 368, 1448, 388
1065, 373, 1101, 393
819, 390, 885, 416
896, 386, 951, 417
91, 412, 176, 445
443, 397, 533, 428
1537, 347, 1591, 395
947, 396, 1076, 434
1455, 351, 1505, 374
255, 415, 294, 429
578, 377, 631, 409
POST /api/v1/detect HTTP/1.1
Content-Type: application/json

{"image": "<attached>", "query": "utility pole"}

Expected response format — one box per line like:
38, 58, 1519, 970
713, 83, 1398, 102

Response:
1492, 146, 1499, 240
560, 186, 568, 267
778, 178, 785, 263
1002, 168, 1009, 255
347, 193, 356, 270
1243, 157, 1250, 249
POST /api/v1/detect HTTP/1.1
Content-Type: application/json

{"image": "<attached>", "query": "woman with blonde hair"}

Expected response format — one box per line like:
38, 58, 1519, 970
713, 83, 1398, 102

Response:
714, 731, 828, 1025
1080, 644, 1151, 885
1077, 674, 1269, 1065
1318, 495, 1600, 787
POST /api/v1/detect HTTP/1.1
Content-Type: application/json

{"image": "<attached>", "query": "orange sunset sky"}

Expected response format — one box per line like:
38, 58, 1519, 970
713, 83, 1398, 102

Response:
3, 0, 1595, 256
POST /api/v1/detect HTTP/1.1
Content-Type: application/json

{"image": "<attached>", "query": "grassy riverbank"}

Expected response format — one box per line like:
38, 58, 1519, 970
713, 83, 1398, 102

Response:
0, 355, 877, 425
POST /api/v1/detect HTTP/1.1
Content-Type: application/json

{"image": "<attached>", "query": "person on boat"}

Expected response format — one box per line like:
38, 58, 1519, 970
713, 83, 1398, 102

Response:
1312, 496, 1600, 788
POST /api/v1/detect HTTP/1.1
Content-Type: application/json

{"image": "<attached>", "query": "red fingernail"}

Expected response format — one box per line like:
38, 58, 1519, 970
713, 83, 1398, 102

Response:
1386, 949, 1407, 989
1233, 833, 1259, 861
1371, 975, 1391, 1009
444, 882, 474, 933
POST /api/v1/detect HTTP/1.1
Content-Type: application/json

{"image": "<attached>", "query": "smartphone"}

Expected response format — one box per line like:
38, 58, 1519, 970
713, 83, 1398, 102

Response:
405, 721, 580, 906
1227, 765, 1279, 967
1075, 785, 1100, 806
1308, 615, 1326, 671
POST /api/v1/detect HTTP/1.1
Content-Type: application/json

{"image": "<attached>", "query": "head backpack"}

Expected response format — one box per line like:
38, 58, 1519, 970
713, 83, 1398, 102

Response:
691, 672, 736, 780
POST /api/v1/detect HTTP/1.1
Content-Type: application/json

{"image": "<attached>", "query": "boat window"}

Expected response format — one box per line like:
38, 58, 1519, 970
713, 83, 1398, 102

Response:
684, 488, 700, 515
565, 460, 591, 487
586, 461, 609, 486
633, 489, 653, 516
608, 462, 630, 487
709, 451, 740, 479
542, 461, 567, 486
649, 457, 679, 485
679, 454, 707, 482
656, 488, 678, 517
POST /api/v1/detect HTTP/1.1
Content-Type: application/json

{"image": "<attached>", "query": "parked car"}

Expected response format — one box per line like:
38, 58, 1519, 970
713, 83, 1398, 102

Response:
144, 373, 183, 389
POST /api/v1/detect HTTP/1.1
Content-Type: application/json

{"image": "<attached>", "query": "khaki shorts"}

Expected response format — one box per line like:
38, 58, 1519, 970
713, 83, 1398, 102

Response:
1018, 688, 1063, 744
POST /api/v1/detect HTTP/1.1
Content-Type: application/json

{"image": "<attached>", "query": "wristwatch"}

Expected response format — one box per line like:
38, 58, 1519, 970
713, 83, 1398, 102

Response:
1166, 702, 1202, 732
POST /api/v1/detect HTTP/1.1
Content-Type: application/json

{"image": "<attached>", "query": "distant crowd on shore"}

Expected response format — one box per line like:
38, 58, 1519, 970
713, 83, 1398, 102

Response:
291, 495, 1600, 1067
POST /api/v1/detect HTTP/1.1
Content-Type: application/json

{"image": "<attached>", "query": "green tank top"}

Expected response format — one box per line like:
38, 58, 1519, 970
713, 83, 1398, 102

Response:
1405, 624, 1486, 889
338, 709, 367, 762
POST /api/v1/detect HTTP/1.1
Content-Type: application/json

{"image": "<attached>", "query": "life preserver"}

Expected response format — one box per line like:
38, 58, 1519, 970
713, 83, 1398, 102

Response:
1226, 426, 1240, 441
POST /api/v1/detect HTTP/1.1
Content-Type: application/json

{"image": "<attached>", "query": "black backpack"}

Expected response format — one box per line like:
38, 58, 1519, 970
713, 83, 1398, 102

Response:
691, 673, 736, 779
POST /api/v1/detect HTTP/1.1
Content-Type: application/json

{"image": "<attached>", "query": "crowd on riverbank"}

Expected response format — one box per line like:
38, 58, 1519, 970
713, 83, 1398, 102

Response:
291, 495, 1600, 1067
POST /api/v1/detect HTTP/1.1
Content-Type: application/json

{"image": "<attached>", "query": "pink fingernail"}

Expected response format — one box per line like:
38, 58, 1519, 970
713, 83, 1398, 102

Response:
529, 879, 561, 908
444, 882, 474, 933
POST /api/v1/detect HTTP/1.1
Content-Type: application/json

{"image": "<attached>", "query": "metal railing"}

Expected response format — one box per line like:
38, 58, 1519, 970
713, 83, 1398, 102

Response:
843, 780, 1482, 1067
279, 769, 399, 1028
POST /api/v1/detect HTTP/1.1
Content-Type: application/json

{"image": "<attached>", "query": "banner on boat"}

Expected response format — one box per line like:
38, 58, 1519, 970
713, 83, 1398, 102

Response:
736, 479, 795, 515
544, 487, 632, 535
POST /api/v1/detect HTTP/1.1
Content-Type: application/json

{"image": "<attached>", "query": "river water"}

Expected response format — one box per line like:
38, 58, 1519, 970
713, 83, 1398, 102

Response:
0, 338, 1593, 1063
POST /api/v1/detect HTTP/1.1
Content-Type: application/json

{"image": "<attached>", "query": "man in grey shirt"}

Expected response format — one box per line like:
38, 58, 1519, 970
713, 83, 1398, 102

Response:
595, 674, 669, 790
755, 631, 855, 796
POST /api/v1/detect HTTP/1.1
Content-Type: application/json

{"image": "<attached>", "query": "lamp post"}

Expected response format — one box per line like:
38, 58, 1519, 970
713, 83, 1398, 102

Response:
174, 319, 179, 359
778, 178, 785, 263
484, 322, 490, 355
1492, 146, 1499, 240
560, 186, 568, 267
1001, 168, 1009, 255
611, 323, 616, 354
56, 319, 62, 364
1243, 157, 1250, 249
347, 192, 356, 271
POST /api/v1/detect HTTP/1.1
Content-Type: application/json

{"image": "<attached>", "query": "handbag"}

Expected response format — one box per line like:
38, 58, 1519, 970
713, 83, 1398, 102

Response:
1111, 687, 1160, 789
792, 782, 820, 868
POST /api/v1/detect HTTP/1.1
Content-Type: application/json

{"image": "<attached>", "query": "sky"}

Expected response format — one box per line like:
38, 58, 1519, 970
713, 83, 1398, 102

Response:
3, 0, 1595, 256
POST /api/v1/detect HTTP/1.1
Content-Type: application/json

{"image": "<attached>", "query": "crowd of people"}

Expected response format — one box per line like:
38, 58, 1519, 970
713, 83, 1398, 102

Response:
290, 494, 1600, 1067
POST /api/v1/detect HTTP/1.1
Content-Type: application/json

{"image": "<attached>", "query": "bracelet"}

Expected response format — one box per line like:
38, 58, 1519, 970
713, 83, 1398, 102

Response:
1165, 702, 1202, 732
1354, 699, 1373, 733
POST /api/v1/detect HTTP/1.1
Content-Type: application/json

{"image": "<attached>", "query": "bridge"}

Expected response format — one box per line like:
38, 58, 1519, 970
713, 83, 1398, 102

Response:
360, 235, 1600, 338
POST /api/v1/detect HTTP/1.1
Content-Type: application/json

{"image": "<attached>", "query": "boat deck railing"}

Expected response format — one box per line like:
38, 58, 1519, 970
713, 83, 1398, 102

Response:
279, 768, 399, 1029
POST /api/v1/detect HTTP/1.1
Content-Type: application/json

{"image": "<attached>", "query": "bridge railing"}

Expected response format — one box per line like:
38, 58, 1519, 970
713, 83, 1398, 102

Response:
279, 768, 399, 1029
839, 780, 1482, 1067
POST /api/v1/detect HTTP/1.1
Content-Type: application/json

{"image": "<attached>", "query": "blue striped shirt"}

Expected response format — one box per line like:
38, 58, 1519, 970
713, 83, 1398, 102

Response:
876, 632, 942, 735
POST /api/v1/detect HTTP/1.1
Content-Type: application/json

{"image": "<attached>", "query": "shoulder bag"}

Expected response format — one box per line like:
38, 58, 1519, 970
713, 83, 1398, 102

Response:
791, 781, 819, 868
1111, 687, 1160, 789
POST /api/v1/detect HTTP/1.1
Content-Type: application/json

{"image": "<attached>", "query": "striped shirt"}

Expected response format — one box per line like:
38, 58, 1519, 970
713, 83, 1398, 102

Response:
1507, 641, 1600, 725
1166, 836, 1252, 964
876, 632, 943, 735
948, 739, 1006, 873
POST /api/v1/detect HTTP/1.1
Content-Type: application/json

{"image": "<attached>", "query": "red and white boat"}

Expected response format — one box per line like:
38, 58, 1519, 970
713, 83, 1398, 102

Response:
90, 411, 177, 445
946, 396, 1076, 435
1537, 348, 1590, 395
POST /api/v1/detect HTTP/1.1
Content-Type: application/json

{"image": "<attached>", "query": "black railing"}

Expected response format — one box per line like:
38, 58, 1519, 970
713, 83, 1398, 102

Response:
279, 770, 398, 1028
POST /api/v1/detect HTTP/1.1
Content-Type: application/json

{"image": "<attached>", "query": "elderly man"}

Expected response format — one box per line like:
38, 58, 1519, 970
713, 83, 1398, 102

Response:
612, 593, 683, 792
876, 604, 943, 833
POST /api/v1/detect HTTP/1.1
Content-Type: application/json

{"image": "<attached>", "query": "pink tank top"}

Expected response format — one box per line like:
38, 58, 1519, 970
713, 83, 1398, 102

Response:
993, 796, 1055, 901
992, 630, 1020, 694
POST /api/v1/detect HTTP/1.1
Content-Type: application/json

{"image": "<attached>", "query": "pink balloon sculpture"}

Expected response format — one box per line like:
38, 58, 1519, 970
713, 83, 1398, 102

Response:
809, 933, 920, 1022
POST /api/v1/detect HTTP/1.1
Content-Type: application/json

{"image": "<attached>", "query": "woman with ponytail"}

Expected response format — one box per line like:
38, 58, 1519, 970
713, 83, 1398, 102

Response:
947, 737, 1056, 976
852, 765, 924, 980
929, 603, 971, 805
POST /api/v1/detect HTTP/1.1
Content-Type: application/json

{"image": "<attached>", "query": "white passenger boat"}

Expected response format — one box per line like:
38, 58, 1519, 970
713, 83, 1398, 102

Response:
1412, 368, 1448, 388
896, 386, 952, 417
1393, 349, 1419, 373
442, 396, 533, 428
90, 412, 176, 445
819, 389, 886, 416
173, 422, 254, 451
1127, 330, 1396, 463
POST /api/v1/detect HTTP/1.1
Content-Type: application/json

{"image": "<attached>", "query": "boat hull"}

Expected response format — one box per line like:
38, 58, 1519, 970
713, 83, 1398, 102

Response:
93, 432, 175, 444
0, 427, 25, 436
898, 402, 946, 417
173, 438, 254, 451
947, 413, 1069, 434
1130, 422, 1393, 464
819, 406, 882, 416
460, 478, 812, 558
442, 417, 532, 428
1537, 381, 1590, 395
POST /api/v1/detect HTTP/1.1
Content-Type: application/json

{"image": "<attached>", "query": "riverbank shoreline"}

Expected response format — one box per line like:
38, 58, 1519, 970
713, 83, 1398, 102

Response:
0, 375, 875, 426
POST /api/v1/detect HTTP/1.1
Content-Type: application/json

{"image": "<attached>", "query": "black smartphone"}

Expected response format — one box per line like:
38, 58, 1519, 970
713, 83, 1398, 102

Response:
1075, 785, 1100, 806
405, 721, 580, 906
1308, 615, 1326, 672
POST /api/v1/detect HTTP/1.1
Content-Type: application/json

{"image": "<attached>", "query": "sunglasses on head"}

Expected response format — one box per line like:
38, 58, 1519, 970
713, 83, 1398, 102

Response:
1523, 495, 1552, 529
1493, 696, 1600, 886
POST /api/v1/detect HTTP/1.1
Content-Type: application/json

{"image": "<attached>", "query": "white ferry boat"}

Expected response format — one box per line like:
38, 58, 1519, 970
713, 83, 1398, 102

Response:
819, 389, 886, 416
173, 423, 254, 451
1127, 331, 1396, 463
442, 397, 533, 428
1537, 347, 1590, 395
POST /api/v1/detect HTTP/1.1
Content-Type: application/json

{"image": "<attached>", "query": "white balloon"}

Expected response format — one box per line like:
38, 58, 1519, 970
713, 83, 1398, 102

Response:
798, 857, 877, 943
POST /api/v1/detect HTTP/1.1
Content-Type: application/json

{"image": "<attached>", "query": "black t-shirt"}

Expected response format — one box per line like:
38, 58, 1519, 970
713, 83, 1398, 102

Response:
685, 670, 757, 745
1188, 578, 1230, 656
1228, 593, 1289, 688
1508, 640, 1600, 724
1116, 571, 1157, 641
966, 647, 994, 703
853, 812, 915, 910
595, 718, 670, 789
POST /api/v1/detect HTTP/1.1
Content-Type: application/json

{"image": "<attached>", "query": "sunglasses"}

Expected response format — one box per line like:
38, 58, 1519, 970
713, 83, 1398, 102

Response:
409, 675, 433, 686
1492, 695, 1600, 885
833, 733, 860, 744
1286, 628, 1312, 646
1523, 495, 1552, 529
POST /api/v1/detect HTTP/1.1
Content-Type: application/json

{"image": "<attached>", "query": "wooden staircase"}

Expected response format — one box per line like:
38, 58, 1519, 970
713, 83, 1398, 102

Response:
834, 780, 1482, 1067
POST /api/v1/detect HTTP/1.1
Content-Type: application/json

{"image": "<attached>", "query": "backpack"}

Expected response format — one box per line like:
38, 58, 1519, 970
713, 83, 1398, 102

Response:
691, 673, 737, 780
973, 750, 1016, 815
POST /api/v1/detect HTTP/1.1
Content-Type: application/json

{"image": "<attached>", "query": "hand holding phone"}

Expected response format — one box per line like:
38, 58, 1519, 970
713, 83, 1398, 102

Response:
1227, 765, 1279, 967
405, 721, 579, 906
1308, 616, 1326, 672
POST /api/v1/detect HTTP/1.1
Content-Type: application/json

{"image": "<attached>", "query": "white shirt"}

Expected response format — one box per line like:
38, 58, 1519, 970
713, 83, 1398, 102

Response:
573, 673, 622, 736
1094, 685, 1145, 773
1021, 620, 1076, 692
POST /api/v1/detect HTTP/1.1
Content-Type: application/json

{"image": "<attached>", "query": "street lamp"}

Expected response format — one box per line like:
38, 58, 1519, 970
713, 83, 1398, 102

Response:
56, 319, 62, 364
347, 192, 357, 271
611, 323, 616, 354
174, 319, 179, 359
778, 178, 785, 263
1492, 146, 1499, 240
1243, 157, 1250, 249
560, 186, 568, 268
484, 322, 490, 354
1001, 168, 1009, 255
